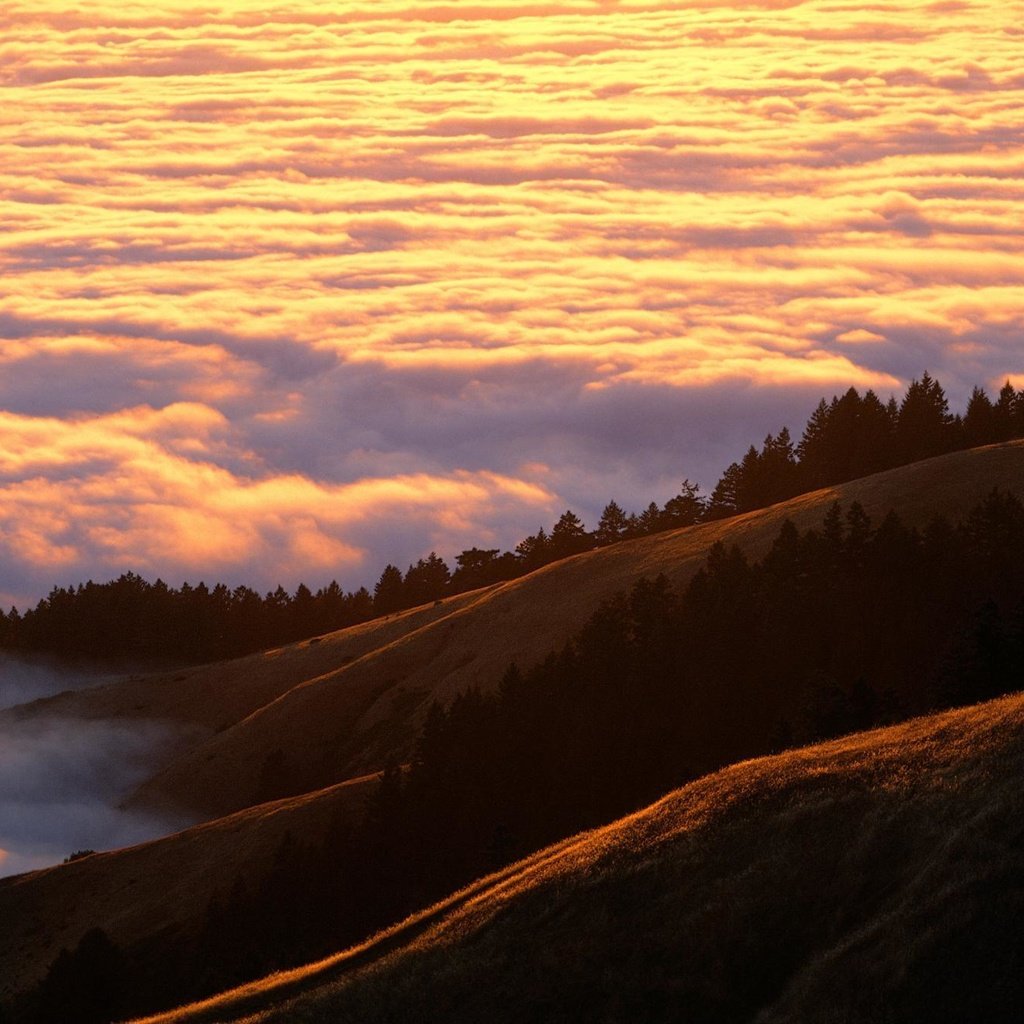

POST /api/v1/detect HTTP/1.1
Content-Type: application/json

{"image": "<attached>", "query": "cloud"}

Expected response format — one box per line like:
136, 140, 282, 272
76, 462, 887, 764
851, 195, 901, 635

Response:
0, 0, 1021, 605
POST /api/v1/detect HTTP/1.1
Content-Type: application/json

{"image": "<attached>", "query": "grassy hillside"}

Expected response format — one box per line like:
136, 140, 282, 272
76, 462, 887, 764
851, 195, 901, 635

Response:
133, 691, 1024, 1024
0, 773, 377, 1002
3, 442, 1023, 1013
133, 440, 1024, 818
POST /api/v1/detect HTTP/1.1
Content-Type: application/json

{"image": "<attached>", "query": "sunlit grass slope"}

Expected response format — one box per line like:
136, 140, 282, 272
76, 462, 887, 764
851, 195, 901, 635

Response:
137, 691, 1024, 1024
136, 440, 1024, 817
0, 773, 377, 1002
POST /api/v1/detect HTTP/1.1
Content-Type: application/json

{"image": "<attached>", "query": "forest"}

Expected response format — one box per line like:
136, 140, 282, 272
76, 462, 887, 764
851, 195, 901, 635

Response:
16, 487, 1024, 1023
3, 373, 1024, 666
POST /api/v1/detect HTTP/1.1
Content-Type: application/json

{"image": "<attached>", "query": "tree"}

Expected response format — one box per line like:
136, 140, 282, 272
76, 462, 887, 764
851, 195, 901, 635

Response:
636, 501, 664, 536
404, 553, 451, 605
38, 928, 124, 1024
963, 386, 996, 448
550, 511, 591, 559
595, 501, 630, 546
797, 398, 833, 488
993, 381, 1019, 442
452, 547, 501, 591
662, 479, 705, 527
515, 527, 551, 572
759, 428, 799, 505
706, 462, 743, 520
897, 372, 953, 462
373, 564, 405, 615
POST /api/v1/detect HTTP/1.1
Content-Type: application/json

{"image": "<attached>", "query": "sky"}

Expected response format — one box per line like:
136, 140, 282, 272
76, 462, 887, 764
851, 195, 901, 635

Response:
1, 0, 1022, 609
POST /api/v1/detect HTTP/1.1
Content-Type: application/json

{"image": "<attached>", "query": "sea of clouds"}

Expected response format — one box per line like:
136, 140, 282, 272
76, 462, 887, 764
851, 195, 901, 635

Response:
0, 0, 1021, 610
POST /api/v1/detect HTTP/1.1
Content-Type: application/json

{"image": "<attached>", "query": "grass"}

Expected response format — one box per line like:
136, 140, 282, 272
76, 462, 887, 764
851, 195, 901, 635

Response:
134, 691, 1024, 1024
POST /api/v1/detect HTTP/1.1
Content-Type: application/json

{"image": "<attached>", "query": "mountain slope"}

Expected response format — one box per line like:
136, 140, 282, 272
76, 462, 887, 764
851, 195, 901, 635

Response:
135, 690, 1024, 1024
134, 440, 1024, 817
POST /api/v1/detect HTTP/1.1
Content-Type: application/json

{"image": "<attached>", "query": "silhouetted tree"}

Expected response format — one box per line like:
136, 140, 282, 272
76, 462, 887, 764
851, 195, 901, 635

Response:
897, 372, 953, 462
37, 929, 124, 1024
635, 502, 664, 536
452, 547, 502, 590
662, 479, 705, 526
373, 564, 405, 615
964, 386, 996, 448
595, 501, 630, 546
404, 553, 451, 606
516, 528, 551, 572
550, 510, 591, 558
706, 461, 743, 520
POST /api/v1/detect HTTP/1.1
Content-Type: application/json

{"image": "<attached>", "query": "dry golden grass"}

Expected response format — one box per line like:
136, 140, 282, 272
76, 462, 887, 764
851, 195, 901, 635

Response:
134, 441, 1024, 819
130, 691, 1024, 1024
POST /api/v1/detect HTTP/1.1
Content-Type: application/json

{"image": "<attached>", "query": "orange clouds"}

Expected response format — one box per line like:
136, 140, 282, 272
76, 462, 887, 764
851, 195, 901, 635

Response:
0, 0, 1022, 600
0, 404, 556, 606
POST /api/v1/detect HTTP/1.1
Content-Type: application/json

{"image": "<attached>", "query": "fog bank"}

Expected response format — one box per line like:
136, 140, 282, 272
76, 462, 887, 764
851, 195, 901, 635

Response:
0, 653, 116, 712
0, 706, 188, 878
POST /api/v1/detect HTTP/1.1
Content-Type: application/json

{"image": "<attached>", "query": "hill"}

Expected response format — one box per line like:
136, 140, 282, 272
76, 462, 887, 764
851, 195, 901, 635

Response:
131, 690, 1024, 1024
0, 773, 378, 1003
131, 440, 1024, 818
3, 442, 1024, 1019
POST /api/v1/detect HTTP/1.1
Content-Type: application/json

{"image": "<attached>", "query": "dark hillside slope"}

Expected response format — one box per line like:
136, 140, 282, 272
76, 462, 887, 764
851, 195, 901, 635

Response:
139, 691, 1024, 1024
0, 773, 378, 1002
135, 440, 1024, 817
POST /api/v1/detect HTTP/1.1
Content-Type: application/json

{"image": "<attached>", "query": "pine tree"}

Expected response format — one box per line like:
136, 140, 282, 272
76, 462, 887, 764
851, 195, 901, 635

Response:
404, 552, 451, 605
515, 527, 551, 572
896, 372, 953, 462
964, 385, 996, 448
797, 398, 832, 488
636, 501, 664, 536
662, 479, 705, 526
993, 380, 1018, 442
595, 501, 630, 546
550, 510, 591, 558
373, 564, 405, 615
706, 462, 743, 520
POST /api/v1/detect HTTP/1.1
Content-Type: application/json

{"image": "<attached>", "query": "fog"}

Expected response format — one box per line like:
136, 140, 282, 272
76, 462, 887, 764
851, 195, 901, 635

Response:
0, 653, 116, 711
0, 656, 187, 878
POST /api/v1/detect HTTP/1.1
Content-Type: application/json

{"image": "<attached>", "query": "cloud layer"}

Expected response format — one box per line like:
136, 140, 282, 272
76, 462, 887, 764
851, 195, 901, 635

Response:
1, 0, 1022, 604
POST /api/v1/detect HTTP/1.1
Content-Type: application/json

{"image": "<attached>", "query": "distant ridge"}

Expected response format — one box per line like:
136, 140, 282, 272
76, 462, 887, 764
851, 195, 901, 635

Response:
134, 690, 1024, 1024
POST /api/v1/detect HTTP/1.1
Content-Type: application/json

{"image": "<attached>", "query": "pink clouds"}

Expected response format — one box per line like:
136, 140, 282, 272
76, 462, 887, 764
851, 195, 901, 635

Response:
0, 0, 1022, 603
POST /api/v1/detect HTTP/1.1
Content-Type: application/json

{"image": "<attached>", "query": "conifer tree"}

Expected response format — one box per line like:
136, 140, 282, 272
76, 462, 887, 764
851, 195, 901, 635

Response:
550, 510, 591, 558
373, 564, 405, 614
662, 479, 705, 526
595, 501, 630, 545
964, 385, 996, 448
896, 371, 953, 462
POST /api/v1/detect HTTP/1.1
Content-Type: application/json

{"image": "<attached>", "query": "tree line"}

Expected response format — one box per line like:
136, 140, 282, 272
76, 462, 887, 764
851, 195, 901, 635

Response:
13, 488, 1024, 1023
2, 373, 1023, 665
